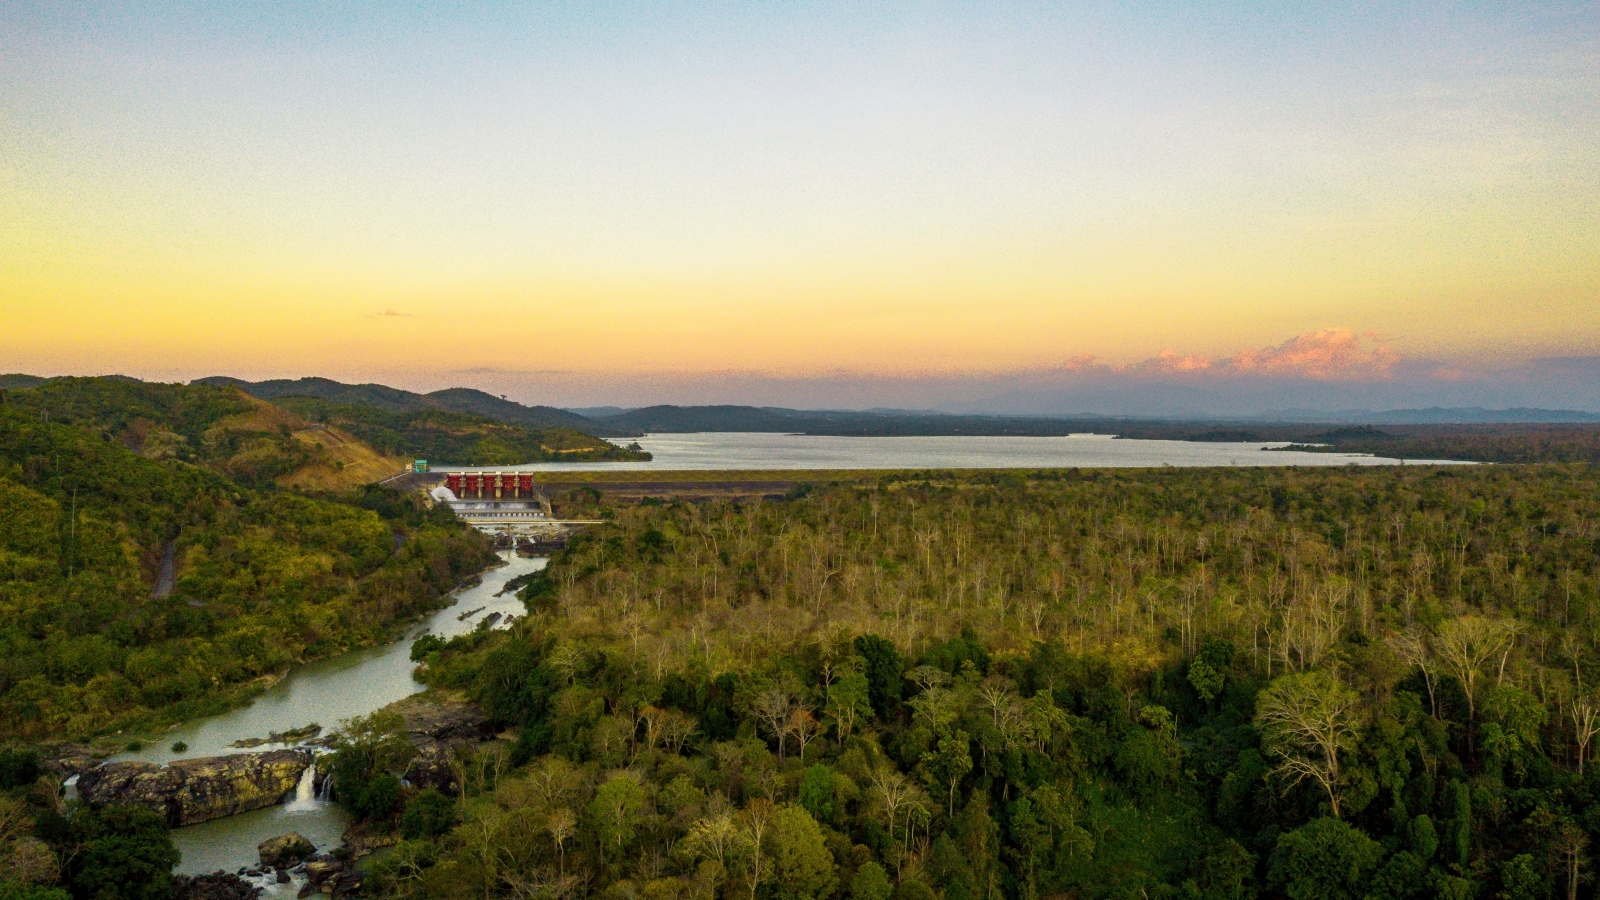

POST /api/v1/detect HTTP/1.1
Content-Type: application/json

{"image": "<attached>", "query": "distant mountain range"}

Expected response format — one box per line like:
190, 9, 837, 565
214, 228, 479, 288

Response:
198, 376, 602, 431
568, 403, 1600, 434
1252, 407, 1600, 424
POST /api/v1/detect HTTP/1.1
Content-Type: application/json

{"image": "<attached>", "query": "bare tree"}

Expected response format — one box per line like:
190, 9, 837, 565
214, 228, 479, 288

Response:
1572, 691, 1600, 775
1386, 628, 1439, 718
751, 685, 799, 760
1557, 819, 1589, 900
788, 708, 823, 761
547, 808, 575, 877
738, 799, 776, 900
1434, 615, 1519, 724
1254, 671, 1364, 818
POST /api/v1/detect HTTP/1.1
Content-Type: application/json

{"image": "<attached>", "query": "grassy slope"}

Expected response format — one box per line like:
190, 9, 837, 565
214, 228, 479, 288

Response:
208, 396, 408, 490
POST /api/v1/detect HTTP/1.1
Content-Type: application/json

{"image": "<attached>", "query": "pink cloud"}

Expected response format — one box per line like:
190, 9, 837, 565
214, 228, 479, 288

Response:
1221, 329, 1398, 380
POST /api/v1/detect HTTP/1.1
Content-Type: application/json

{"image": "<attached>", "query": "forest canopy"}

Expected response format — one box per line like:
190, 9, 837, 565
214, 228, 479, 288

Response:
357, 464, 1600, 900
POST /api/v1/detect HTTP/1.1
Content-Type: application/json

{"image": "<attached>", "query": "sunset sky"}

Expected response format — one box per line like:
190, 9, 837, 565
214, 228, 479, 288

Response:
3, 3, 1597, 412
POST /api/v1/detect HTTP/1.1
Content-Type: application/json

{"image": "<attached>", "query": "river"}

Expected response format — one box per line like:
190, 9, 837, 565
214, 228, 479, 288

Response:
106, 552, 546, 892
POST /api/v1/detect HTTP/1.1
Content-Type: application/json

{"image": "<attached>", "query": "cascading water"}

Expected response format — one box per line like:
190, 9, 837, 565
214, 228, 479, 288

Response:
317, 772, 334, 803
282, 764, 318, 812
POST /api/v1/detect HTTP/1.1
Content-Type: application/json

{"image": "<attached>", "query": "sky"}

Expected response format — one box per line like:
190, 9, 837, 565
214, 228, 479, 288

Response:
2, 2, 1597, 414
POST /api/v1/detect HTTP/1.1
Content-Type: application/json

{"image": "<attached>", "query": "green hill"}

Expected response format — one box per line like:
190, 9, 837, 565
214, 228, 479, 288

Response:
199, 375, 601, 431
0, 405, 494, 740
0, 376, 408, 489
275, 397, 649, 466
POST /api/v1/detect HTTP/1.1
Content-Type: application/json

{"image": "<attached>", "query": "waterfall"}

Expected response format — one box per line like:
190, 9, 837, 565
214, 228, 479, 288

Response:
284, 765, 317, 811
317, 772, 334, 803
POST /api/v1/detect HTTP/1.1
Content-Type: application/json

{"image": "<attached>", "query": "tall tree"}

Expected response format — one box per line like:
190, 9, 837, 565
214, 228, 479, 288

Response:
1255, 671, 1364, 818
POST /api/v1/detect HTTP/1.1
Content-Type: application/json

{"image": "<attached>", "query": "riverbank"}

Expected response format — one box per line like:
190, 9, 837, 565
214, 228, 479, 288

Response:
93, 552, 541, 882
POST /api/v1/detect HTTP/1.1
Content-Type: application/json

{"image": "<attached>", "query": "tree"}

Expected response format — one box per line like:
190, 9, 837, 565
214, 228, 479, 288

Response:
752, 684, 800, 760
851, 862, 892, 900
798, 765, 836, 823
1480, 684, 1547, 780
1433, 616, 1518, 726
1268, 818, 1382, 900
1569, 689, 1600, 775
1255, 671, 1363, 818
680, 812, 748, 879
1115, 705, 1183, 798
789, 709, 823, 761
1189, 638, 1235, 706
826, 669, 871, 744
769, 804, 836, 900
546, 808, 576, 877
854, 636, 903, 719
922, 730, 973, 816
67, 804, 181, 900
588, 773, 645, 867
329, 710, 418, 821
401, 788, 458, 840
738, 799, 777, 900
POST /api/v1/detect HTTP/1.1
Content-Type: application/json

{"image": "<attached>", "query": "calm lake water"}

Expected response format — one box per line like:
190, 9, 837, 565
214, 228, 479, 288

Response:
446, 431, 1458, 471
106, 553, 545, 887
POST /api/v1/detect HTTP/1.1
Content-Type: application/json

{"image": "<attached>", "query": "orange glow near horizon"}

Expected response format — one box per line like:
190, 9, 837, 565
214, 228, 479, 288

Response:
2, 4, 1597, 390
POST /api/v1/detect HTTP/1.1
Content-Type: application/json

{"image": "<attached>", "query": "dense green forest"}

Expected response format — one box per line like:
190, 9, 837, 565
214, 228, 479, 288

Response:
0, 404, 496, 740
0, 377, 356, 489
326, 465, 1600, 900
276, 397, 650, 466
198, 376, 605, 431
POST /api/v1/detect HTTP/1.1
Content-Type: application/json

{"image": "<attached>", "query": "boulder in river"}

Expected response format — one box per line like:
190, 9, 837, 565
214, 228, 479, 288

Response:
229, 723, 322, 749
77, 749, 312, 827
258, 831, 317, 868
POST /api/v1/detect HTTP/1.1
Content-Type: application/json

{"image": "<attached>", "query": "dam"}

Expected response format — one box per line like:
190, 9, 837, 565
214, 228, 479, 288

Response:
432, 471, 553, 532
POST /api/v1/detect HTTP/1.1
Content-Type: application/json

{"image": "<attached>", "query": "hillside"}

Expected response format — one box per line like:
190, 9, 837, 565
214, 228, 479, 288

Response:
0, 405, 495, 740
0, 376, 406, 489
275, 396, 649, 466
206, 395, 409, 490
200, 375, 601, 431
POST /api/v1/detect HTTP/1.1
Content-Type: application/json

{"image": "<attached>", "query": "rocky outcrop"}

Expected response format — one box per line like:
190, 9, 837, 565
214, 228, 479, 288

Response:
387, 694, 496, 795
258, 832, 316, 868
77, 749, 312, 827
230, 724, 322, 749
299, 856, 362, 898
38, 742, 101, 779
175, 872, 262, 900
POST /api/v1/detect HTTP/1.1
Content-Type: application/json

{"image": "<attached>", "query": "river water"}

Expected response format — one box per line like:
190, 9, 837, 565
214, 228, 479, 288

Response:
441, 431, 1460, 472
107, 552, 546, 888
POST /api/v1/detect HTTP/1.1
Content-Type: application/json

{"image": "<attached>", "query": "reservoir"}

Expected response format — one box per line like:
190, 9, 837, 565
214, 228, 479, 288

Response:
443, 431, 1462, 471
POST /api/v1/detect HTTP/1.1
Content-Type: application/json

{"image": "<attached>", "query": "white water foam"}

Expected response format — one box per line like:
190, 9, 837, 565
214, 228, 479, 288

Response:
282, 764, 318, 812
